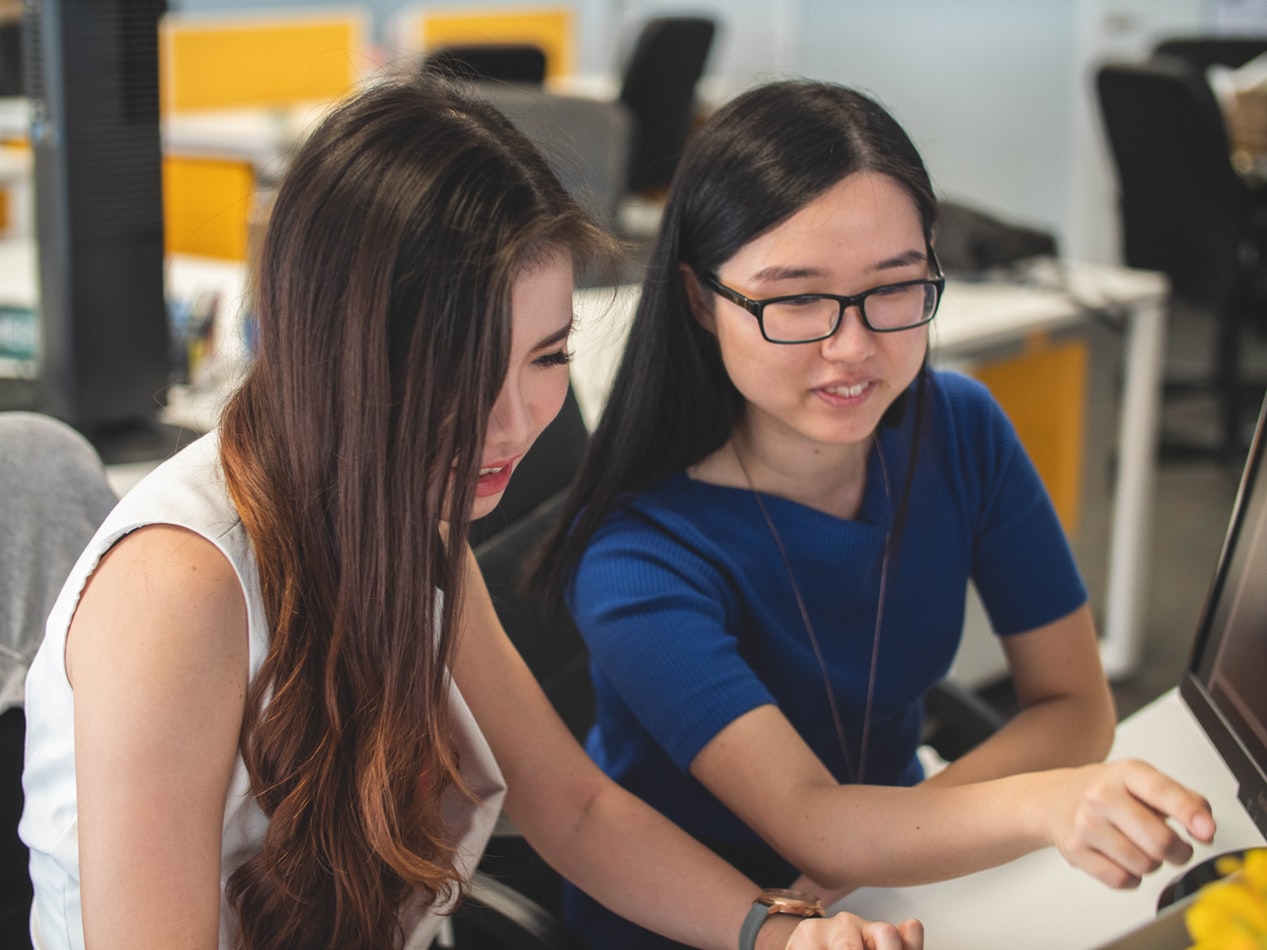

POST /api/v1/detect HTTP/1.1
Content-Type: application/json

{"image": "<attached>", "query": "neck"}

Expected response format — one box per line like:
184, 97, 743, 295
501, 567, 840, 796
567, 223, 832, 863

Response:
727, 419, 872, 520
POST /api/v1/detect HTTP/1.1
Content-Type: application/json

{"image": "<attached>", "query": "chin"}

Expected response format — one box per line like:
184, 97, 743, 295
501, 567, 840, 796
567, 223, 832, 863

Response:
470, 493, 504, 522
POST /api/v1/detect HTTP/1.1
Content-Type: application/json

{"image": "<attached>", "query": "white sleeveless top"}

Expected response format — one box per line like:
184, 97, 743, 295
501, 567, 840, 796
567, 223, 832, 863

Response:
20, 432, 507, 949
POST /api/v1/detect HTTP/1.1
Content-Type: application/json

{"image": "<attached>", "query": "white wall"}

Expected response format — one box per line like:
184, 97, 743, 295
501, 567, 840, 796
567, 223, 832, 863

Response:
784, 0, 1209, 264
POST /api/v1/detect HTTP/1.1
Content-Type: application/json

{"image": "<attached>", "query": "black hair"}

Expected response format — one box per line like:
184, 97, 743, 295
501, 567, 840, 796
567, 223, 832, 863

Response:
531, 79, 939, 607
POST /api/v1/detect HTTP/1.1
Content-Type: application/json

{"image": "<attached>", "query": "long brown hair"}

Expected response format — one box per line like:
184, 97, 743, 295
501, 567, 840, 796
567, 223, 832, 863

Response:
218, 76, 610, 948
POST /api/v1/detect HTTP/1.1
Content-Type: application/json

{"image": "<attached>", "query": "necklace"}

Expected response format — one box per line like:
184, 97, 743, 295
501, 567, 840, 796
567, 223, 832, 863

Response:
732, 438, 893, 784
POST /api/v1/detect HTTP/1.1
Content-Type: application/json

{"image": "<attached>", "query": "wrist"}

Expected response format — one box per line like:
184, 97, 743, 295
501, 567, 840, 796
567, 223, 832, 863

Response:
740, 889, 825, 950
1016, 768, 1067, 848
752, 913, 802, 950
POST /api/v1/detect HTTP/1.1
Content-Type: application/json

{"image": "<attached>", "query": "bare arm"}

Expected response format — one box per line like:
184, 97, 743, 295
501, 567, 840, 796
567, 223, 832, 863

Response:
70, 525, 248, 949
691, 702, 1213, 893
452, 546, 921, 950
922, 604, 1116, 788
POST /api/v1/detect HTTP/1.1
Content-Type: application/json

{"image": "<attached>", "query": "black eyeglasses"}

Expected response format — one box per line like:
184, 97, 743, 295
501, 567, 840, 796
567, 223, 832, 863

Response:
695, 249, 945, 344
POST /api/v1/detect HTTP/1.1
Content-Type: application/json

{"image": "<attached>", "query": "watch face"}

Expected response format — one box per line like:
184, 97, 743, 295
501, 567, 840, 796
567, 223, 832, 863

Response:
757, 888, 825, 917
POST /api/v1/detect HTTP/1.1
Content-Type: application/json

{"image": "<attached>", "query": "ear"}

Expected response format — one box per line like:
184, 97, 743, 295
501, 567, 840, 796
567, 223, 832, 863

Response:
679, 264, 717, 334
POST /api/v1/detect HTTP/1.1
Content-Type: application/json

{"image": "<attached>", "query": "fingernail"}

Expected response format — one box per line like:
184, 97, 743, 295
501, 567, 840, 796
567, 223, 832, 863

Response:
1194, 813, 1215, 839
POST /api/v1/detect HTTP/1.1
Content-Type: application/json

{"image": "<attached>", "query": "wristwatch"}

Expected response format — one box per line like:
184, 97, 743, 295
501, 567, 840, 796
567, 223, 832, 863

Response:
738, 888, 825, 950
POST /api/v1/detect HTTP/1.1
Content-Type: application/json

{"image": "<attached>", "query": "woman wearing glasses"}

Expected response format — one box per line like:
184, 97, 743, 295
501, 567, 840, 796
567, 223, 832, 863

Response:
532, 79, 1214, 949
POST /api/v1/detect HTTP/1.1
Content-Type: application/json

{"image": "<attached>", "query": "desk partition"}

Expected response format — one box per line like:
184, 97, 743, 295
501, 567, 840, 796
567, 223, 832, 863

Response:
158, 11, 366, 113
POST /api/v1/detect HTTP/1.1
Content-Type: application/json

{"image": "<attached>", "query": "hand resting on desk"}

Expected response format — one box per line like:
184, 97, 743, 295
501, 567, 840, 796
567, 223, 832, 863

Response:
791, 757, 1214, 906
1039, 758, 1215, 890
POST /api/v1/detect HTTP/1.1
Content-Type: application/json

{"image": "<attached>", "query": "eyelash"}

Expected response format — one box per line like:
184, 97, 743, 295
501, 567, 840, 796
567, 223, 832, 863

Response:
535, 348, 572, 368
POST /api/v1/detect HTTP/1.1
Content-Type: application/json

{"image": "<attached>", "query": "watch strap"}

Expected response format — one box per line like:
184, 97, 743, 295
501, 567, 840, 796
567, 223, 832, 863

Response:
738, 899, 772, 950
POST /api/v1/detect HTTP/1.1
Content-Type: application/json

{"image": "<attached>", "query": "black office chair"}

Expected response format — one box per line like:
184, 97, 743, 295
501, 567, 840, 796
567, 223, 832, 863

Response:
448, 492, 591, 949
618, 16, 717, 195
1096, 55, 1267, 462
1154, 35, 1267, 75
450, 388, 594, 947
422, 43, 548, 86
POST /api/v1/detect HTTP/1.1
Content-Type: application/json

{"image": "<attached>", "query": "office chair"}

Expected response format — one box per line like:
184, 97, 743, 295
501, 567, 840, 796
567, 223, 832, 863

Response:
421, 43, 549, 86
618, 16, 716, 195
447, 491, 592, 949
475, 83, 633, 233
1096, 55, 1267, 461
0, 413, 118, 950
0, 18, 21, 98
1153, 35, 1267, 75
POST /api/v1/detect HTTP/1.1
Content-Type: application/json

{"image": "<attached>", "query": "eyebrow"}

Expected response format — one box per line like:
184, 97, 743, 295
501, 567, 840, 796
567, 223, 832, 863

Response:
748, 248, 928, 284
532, 317, 575, 351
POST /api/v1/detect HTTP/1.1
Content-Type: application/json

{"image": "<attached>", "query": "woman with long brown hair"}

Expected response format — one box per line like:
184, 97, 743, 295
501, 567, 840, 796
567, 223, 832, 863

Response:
18, 77, 921, 950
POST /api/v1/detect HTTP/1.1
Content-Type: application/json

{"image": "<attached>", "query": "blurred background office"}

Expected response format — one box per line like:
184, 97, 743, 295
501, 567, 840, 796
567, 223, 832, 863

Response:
3, 0, 1267, 763
5, 1, 1267, 946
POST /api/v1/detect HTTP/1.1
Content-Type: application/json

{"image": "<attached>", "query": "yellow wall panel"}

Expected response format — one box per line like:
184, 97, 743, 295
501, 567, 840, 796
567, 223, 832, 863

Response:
971, 337, 1089, 537
416, 8, 574, 80
160, 13, 364, 112
163, 156, 256, 260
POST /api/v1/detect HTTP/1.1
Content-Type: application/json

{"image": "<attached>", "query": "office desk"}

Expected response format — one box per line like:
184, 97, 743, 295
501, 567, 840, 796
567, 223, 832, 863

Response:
835, 689, 1266, 949
571, 264, 1168, 681
161, 101, 331, 173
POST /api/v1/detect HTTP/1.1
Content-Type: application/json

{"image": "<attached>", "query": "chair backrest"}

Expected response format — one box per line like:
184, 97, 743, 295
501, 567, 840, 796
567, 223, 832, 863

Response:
618, 16, 716, 194
473, 493, 592, 742
0, 412, 117, 949
423, 43, 548, 85
1095, 55, 1245, 303
1154, 35, 1267, 74
475, 84, 631, 232
410, 7, 574, 83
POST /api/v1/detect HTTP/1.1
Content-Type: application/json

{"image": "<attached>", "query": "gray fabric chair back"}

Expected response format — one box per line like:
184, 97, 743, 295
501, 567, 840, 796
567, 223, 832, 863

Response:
477, 83, 632, 231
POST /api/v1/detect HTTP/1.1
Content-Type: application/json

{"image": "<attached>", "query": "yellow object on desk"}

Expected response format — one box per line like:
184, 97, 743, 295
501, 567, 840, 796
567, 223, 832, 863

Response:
1185, 849, 1267, 950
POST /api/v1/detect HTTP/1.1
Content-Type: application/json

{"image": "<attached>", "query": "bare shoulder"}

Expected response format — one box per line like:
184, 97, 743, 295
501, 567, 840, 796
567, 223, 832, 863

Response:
67, 523, 249, 692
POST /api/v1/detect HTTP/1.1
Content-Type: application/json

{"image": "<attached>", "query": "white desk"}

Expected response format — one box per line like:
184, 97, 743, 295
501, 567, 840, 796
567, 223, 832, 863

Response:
161, 100, 332, 174
571, 263, 1169, 680
835, 689, 1266, 949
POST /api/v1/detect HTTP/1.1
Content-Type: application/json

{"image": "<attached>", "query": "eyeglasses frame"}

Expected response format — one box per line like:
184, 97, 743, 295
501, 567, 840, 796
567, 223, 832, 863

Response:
695, 247, 946, 344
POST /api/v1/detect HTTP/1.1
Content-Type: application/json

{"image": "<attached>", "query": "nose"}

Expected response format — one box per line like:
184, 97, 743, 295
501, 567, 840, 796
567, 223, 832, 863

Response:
486, 370, 534, 450
819, 303, 875, 361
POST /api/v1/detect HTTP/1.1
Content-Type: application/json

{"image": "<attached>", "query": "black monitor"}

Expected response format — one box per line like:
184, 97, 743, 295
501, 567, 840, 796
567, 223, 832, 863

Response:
1180, 396, 1267, 840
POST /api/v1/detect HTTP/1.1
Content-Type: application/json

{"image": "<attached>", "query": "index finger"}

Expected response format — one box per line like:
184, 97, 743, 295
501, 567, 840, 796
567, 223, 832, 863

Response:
1120, 759, 1216, 843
